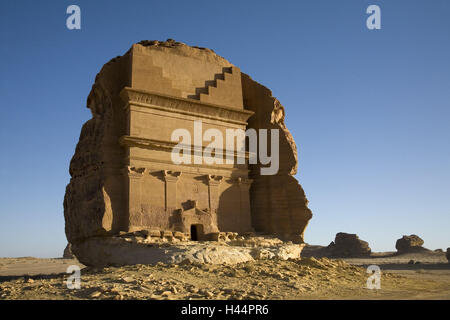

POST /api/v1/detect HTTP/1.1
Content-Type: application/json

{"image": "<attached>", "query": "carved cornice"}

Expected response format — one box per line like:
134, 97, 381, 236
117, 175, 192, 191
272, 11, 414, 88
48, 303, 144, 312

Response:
120, 87, 253, 125
119, 135, 250, 160
120, 135, 178, 151
121, 166, 252, 189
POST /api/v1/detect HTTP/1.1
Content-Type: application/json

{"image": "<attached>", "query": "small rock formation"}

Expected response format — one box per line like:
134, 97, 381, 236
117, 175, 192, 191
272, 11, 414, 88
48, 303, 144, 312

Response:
446, 248, 449, 263
63, 243, 74, 259
63, 39, 312, 266
326, 232, 371, 257
395, 235, 427, 253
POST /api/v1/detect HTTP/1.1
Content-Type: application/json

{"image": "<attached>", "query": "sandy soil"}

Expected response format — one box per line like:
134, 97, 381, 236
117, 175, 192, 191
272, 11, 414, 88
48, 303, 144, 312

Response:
0, 251, 449, 300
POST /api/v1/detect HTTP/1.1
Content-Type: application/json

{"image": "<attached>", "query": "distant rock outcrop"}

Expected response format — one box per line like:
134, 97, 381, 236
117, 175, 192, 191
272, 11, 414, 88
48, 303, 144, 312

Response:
326, 232, 371, 258
395, 235, 428, 253
446, 248, 450, 263
63, 243, 74, 259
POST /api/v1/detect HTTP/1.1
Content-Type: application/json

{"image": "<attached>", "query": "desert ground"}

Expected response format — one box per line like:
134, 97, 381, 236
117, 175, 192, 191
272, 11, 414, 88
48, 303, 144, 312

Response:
0, 247, 449, 300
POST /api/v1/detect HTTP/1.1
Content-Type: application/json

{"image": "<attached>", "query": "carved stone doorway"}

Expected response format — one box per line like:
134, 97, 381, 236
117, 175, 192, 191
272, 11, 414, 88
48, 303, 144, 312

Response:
190, 224, 203, 241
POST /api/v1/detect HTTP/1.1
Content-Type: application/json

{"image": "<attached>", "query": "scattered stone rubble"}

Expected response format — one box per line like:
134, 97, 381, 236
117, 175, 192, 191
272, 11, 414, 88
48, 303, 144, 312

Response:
0, 258, 406, 300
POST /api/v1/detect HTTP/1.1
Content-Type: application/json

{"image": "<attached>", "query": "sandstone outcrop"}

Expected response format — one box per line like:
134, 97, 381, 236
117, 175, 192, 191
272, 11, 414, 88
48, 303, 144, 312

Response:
72, 234, 304, 267
241, 78, 312, 243
395, 235, 427, 253
64, 39, 312, 266
326, 233, 371, 257
63, 243, 74, 259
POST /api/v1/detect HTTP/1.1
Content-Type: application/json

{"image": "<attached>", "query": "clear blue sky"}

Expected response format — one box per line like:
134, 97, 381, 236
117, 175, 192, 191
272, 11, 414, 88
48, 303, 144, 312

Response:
0, 0, 449, 257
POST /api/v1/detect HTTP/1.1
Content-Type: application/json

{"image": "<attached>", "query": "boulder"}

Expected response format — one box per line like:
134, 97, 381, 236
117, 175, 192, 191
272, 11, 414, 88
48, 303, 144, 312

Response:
326, 232, 371, 257
71, 236, 305, 267
395, 235, 426, 253
63, 243, 74, 259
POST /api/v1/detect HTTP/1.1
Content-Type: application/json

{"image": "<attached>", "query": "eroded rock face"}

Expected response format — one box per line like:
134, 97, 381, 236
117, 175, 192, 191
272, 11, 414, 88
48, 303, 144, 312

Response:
72, 235, 304, 267
326, 233, 371, 257
64, 39, 312, 266
395, 235, 426, 253
64, 52, 131, 244
63, 244, 74, 259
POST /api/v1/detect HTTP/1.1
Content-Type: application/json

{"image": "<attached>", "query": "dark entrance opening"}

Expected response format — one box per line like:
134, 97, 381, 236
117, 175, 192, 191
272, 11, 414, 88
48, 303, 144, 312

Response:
190, 224, 203, 241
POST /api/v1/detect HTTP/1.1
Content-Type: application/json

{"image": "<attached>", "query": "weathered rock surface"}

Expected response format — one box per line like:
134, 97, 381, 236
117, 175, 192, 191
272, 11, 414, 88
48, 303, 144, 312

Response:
63, 243, 74, 259
326, 233, 371, 257
3, 258, 421, 300
71, 235, 304, 267
241, 78, 312, 243
395, 235, 428, 253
